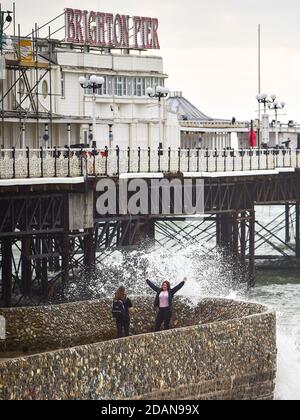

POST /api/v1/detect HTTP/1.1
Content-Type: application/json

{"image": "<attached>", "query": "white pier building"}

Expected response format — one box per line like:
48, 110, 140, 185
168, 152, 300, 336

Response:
0, 6, 299, 151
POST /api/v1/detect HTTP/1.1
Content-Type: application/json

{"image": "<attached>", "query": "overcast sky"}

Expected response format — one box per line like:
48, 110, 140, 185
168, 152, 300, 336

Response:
3, 0, 300, 121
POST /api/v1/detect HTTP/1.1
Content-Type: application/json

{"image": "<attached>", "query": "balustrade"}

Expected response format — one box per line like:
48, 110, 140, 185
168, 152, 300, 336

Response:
0, 147, 299, 180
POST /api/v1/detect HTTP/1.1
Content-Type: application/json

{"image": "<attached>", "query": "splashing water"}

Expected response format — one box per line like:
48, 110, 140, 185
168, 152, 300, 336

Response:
65, 240, 300, 400
275, 330, 300, 400
65, 241, 247, 302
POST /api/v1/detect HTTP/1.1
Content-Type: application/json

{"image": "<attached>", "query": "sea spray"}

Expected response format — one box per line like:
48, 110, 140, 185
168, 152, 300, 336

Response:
64, 240, 247, 302
275, 328, 300, 400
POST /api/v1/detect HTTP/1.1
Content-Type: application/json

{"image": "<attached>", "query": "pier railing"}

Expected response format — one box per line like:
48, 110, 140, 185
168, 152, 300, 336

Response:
0, 147, 299, 180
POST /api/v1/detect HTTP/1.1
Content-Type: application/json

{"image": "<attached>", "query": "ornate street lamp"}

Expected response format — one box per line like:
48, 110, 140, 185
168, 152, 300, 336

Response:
256, 93, 277, 146
269, 100, 286, 147
146, 85, 169, 148
79, 75, 104, 147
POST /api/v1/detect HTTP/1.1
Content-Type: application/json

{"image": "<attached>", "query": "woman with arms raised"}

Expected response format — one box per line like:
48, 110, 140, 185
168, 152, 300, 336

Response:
146, 276, 187, 332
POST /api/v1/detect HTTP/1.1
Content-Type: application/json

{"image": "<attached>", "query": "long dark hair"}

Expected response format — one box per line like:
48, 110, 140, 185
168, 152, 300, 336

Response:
161, 281, 171, 291
114, 286, 126, 301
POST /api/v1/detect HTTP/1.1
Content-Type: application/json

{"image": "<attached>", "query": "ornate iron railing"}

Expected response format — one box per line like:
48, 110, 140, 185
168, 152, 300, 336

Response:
0, 147, 299, 179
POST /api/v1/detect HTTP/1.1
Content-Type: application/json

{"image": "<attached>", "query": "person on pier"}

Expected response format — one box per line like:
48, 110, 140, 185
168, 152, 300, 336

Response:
145, 276, 187, 332
112, 286, 133, 338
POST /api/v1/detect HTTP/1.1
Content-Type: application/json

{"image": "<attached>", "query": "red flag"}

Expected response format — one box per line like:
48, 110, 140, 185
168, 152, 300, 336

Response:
248, 130, 257, 147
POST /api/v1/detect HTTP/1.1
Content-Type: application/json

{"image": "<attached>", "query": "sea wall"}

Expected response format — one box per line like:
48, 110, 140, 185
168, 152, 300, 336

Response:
0, 297, 194, 353
0, 299, 277, 400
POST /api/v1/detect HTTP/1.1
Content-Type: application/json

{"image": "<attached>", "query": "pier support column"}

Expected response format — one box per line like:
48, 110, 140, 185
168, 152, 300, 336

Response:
240, 211, 246, 264
49, 238, 60, 272
84, 228, 96, 269
21, 238, 32, 299
216, 214, 221, 247
61, 234, 70, 290
143, 218, 155, 241
248, 210, 256, 287
48, 238, 54, 272
219, 213, 233, 251
296, 203, 300, 258
132, 219, 155, 246
285, 204, 291, 244
232, 211, 239, 259
120, 219, 155, 247
35, 238, 42, 283
54, 239, 61, 272
41, 239, 48, 301
2, 238, 13, 307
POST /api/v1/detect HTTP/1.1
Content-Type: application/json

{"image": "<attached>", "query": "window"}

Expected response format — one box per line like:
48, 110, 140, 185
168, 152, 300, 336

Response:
116, 77, 123, 96
126, 77, 132, 96
107, 76, 113, 96
19, 79, 25, 96
82, 75, 165, 98
134, 77, 142, 97
42, 80, 48, 99
115, 77, 128, 97
141, 78, 146, 96
123, 77, 127, 96
61, 71, 65, 98
145, 77, 152, 90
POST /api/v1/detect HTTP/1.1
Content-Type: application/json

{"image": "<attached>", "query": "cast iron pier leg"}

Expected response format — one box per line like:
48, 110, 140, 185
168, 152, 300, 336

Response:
240, 211, 246, 264
84, 228, 96, 268
285, 203, 291, 244
21, 238, 32, 300
248, 210, 256, 287
41, 239, 48, 301
2, 238, 13, 307
296, 202, 300, 258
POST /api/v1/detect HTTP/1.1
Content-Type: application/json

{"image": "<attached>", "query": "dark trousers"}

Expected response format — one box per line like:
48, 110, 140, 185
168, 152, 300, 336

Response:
116, 316, 130, 338
155, 308, 172, 332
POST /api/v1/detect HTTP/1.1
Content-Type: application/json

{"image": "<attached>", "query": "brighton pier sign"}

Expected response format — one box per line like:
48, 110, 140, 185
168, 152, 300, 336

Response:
65, 8, 160, 50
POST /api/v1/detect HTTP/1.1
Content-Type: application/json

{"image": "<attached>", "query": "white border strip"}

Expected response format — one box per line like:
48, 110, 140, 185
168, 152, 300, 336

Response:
0, 177, 85, 186
183, 168, 295, 178
119, 173, 164, 179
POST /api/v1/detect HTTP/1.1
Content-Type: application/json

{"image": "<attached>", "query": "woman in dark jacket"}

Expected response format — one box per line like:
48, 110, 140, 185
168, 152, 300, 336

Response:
112, 286, 133, 338
146, 277, 187, 332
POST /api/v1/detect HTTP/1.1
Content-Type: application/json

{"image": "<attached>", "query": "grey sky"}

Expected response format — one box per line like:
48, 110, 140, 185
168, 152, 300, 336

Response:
2, 0, 300, 121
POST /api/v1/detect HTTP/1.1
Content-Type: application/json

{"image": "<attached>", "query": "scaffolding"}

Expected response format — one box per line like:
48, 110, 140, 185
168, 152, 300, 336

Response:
0, 8, 64, 146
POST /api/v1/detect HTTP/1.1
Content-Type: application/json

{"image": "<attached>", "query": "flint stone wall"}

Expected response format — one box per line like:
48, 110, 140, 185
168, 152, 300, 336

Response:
0, 298, 277, 400
0, 297, 195, 353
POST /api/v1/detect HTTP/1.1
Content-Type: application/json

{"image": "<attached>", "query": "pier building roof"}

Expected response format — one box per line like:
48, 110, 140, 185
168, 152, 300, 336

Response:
167, 92, 213, 122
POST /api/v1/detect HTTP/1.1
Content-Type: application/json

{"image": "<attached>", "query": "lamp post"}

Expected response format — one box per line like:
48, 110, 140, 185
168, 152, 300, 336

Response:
268, 100, 286, 147
79, 75, 104, 147
256, 93, 277, 146
146, 85, 169, 148
0, 9, 13, 55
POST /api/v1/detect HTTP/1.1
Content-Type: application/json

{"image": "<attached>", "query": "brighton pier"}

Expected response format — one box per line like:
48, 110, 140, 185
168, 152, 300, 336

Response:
0, 146, 300, 307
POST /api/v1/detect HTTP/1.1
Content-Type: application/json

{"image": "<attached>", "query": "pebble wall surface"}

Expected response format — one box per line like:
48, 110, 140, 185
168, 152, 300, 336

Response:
0, 298, 277, 400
